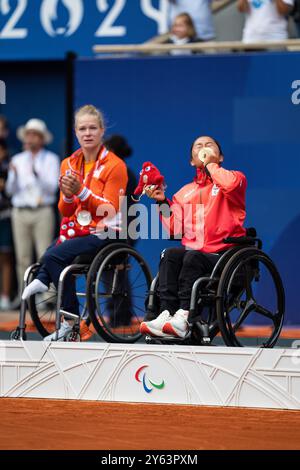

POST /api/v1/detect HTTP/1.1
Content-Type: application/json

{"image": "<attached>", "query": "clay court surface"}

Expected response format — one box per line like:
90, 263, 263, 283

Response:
0, 399, 299, 450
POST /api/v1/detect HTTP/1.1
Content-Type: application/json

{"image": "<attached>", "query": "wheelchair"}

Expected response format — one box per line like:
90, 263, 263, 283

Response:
11, 242, 152, 343
143, 230, 285, 348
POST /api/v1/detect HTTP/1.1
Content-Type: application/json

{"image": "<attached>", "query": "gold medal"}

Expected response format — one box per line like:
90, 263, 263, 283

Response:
77, 210, 92, 227
198, 147, 214, 163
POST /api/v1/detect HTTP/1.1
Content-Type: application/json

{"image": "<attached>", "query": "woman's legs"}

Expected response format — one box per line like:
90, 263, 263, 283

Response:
178, 250, 221, 311
144, 248, 224, 338
158, 247, 186, 315
162, 250, 223, 338
24, 236, 109, 316
140, 247, 186, 337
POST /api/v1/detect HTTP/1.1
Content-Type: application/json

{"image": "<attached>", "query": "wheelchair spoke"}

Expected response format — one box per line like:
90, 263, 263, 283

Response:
38, 312, 55, 320
130, 269, 143, 289
113, 297, 125, 316
255, 304, 275, 321
132, 282, 147, 290
131, 303, 147, 315
233, 307, 251, 332
244, 264, 254, 300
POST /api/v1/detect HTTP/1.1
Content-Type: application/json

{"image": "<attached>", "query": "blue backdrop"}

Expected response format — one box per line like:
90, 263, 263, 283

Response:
75, 52, 300, 325
0, 61, 66, 157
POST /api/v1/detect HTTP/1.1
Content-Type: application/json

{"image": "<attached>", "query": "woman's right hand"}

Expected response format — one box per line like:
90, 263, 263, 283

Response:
144, 185, 166, 202
60, 176, 74, 199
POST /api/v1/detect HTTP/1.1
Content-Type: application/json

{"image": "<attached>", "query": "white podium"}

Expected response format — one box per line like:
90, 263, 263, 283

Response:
1, 341, 300, 409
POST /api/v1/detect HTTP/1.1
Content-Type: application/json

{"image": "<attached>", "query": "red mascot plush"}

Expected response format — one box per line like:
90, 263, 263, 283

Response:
56, 217, 90, 245
133, 161, 165, 201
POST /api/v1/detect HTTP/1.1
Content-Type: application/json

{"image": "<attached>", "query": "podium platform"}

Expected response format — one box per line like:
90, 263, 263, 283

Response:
1, 341, 300, 409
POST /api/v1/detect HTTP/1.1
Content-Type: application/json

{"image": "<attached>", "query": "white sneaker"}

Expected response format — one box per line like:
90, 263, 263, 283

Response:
140, 310, 172, 337
22, 279, 48, 301
43, 320, 72, 342
0, 296, 11, 311
162, 309, 190, 338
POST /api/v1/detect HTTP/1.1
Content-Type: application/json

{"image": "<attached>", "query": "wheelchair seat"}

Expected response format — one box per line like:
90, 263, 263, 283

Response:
73, 253, 96, 264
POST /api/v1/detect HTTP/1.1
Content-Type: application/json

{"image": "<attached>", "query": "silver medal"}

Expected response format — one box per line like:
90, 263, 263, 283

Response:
77, 210, 92, 226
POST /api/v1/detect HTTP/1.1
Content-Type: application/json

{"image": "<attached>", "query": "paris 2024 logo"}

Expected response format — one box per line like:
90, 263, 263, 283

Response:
40, 0, 84, 37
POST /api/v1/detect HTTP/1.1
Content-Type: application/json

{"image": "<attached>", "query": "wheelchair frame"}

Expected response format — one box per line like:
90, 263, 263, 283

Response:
12, 242, 152, 343
145, 236, 285, 348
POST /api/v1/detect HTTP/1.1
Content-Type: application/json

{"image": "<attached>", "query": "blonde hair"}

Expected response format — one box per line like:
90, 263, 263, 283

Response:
75, 104, 105, 129
173, 13, 197, 40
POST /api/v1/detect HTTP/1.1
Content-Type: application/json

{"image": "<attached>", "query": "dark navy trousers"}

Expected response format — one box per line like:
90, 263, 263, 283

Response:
158, 247, 222, 314
36, 235, 109, 316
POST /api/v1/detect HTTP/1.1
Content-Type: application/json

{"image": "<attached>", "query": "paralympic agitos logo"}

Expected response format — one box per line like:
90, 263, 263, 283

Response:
135, 365, 165, 394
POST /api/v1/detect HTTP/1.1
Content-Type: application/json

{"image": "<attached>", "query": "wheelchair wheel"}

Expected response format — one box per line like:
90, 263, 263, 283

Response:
216, 247, 285, 348
87, 244, 152, 343
28, 269, 87, 338
27, 269, 58, 338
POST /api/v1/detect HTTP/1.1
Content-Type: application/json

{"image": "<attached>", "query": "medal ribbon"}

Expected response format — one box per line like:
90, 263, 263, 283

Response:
75, 146, 109, 227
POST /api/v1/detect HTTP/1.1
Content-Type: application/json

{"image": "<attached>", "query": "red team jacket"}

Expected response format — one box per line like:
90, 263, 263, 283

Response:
160, 163, 247, 253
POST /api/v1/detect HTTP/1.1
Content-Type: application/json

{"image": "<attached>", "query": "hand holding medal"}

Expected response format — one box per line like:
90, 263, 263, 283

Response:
198, 147, 215, 164
198, 147, 220, 167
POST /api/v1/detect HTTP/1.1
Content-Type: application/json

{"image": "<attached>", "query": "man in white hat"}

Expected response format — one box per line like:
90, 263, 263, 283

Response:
6, 119, 60, 299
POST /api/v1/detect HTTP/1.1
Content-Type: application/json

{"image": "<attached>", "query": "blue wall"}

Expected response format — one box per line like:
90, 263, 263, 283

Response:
0, 61, 66, 158
75, 52, 300, 324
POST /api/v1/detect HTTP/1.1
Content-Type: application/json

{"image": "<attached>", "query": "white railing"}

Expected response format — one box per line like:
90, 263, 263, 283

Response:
93, 39, 300, 55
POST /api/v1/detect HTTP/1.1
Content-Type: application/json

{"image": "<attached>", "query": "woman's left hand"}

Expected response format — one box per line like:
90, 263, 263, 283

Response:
61, 175, 81, 195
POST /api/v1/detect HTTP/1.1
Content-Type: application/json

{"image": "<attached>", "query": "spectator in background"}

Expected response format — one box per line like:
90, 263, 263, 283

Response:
104, 134, 137, 243
238, 0, 295, 43
0, 139, 14, 310
163, 12, 200, 55
5, 119, 60, 298
291, 0, 300, 37
167, 0, 215, 41
0, 115, 9, 141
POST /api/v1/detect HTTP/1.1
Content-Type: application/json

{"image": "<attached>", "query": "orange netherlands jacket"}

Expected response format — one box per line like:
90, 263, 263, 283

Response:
160, 163, 247, 253
58, 146, 128, 234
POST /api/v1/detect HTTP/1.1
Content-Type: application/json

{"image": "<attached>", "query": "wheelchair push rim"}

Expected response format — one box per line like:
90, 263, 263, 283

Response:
216, 247, 285, 348
87, 246, 152, 343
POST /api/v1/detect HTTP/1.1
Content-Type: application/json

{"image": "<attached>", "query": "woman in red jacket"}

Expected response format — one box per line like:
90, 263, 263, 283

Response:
140, 135, 247, 339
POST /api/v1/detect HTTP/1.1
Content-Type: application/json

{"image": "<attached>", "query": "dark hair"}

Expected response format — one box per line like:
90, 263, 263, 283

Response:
0, 138, 8, 150
190, 136, 224, 160
0, 115, 9, 130
104, 134, 132, 160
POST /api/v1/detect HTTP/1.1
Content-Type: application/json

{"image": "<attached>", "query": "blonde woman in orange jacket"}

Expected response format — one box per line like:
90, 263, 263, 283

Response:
21, 105, 128, 340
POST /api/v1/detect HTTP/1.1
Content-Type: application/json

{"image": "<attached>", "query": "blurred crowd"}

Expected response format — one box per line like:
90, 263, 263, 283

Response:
161, 0, 300, 46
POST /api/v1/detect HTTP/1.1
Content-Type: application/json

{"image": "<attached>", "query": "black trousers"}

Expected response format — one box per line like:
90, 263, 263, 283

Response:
158, 247, 222, 315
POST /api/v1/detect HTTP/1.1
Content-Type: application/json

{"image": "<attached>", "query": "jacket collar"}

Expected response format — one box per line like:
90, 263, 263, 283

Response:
68, 145, 109, 171
194, 167, 209, 186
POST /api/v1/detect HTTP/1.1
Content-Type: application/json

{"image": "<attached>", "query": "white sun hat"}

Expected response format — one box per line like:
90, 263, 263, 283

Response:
17, 118, 53, 144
